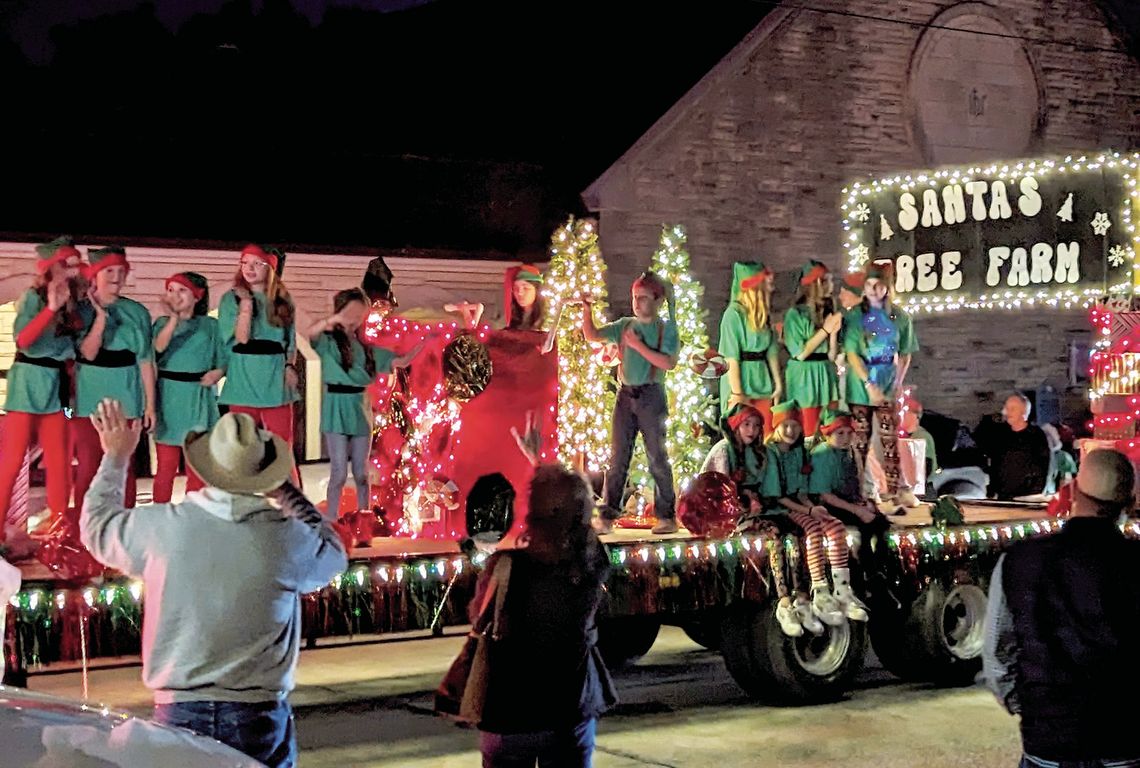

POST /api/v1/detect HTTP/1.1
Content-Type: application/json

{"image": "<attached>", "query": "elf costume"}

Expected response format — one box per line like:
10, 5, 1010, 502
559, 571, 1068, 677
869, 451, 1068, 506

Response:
0, 237, 83, 537
783, 260, 840, 436
718, 261, 780, 434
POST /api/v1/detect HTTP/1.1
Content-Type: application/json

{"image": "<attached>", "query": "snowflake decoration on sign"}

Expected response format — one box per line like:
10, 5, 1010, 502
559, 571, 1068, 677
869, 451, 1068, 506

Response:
849, 203, 871, 223
1091, 212, 1112, 236
849, 243, 870, 266
1109, 244, 1130, 268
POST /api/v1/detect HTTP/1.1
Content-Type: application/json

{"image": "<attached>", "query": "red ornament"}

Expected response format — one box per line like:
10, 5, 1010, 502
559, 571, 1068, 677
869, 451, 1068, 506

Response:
34, 526, 103, 581
677, 471, 742, 538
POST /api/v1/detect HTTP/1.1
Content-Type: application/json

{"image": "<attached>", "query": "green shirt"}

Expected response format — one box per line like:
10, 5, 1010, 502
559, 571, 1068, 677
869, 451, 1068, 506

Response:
217, 290, 296, 408
152, 316, 224, 445
718, 303, 778, 414
76, 297, 153, 419
910, 425, 939, 473
808, 442, 861, 502
842, 304, 918, 406
4, 289, 75, 414
314, 332, 396, 436
782, 304, 839, 408
598, 317, 680, 386
760, 442, 810, 498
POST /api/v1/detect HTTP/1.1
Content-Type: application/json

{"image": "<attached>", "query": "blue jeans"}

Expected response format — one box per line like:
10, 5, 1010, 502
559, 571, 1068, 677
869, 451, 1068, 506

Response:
480, 719, 596, 768
603, 383, 675, 520
154, 699, 297, 768
325, 432, 371, 518
1021, 756, 1140, 768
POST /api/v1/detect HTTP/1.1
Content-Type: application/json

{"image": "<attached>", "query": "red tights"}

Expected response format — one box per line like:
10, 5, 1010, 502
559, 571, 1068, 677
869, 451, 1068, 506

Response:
0, 411, 70, 539
226, 404, 300, 486
152, 444, 205, 504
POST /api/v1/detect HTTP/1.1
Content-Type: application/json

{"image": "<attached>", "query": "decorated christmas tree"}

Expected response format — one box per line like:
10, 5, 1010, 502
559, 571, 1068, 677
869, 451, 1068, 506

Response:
627, 225, 715, 514
542, 216, 615, 473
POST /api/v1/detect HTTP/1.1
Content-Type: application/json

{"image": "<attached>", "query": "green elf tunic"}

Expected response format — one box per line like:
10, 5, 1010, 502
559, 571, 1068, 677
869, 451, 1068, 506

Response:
760, 442, 810, 501
5, 290, 75, 414
718, 304, 778, 415
314, 332, 396, 436
152, 316, 224, 445
842, 304, 918, 407
75, 297, 153, 419
598, 317, 680, 386
807, 442, 862, 503
783, 304, 839, 408
217, 290, 295, 408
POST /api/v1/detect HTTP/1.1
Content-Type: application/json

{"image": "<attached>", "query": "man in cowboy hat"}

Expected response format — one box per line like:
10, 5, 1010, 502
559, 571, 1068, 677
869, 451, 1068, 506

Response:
983, 447, 1140, 767
80, 398, 348, 768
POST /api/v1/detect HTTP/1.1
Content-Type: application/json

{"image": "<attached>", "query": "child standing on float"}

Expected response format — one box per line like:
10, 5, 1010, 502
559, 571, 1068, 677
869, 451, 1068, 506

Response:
701, 403, 812, 637
760, 402, 862, 627
0, 238, 84, 536
842, 262, 919, 505
719, 261, 782, 436
73, 246, 155, 510
503, 264, 547, 331
217, 244, 300, 484
783, 260, 843, 438
151, 272, 224, 503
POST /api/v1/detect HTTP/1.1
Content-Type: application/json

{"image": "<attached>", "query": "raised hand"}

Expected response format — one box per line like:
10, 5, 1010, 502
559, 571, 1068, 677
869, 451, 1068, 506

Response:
47, 279, 70, 311
510, 410, 544, 467
823, 312, 843, 335
90, 398, 142, 463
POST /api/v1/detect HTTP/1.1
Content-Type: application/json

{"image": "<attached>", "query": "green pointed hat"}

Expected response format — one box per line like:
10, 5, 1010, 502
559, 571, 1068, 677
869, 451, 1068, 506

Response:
34, 236, 82, 274
730, 261, 771, 300
799, 260, 830, 286
86, 246, 129, 280
770, 400, 800, 428
819, 408, 854, 435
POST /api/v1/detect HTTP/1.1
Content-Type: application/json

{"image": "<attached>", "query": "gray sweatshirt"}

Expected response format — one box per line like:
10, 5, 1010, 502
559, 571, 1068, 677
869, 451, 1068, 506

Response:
80, 456, 348, 704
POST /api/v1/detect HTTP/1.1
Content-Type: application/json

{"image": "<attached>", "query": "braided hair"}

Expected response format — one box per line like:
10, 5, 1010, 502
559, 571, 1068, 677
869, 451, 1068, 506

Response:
330, 288, 375, 378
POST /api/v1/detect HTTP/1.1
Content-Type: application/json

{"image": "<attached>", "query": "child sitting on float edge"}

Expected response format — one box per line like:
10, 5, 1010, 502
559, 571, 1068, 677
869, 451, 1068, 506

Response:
579, 271, 679, 535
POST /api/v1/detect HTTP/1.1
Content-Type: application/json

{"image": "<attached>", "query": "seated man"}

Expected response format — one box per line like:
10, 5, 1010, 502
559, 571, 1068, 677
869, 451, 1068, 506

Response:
982, 393, 1050, 500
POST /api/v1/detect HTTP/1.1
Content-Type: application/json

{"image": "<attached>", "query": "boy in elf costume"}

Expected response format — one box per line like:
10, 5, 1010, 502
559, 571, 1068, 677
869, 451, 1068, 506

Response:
580, 271, 679, 535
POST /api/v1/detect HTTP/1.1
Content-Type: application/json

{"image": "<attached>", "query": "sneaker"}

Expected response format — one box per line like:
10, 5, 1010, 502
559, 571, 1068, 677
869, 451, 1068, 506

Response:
812, 587, 846, 627
834, 583, 870, 622
794, 597, 826, 635
592, 516, 614, 535
651, 517, 679, 535
776, 600, 804, 637
896, 488, 921, 508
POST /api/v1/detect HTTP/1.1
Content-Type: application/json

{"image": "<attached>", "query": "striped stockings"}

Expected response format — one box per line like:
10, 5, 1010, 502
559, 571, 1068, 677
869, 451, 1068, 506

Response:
787, 508, 849, 583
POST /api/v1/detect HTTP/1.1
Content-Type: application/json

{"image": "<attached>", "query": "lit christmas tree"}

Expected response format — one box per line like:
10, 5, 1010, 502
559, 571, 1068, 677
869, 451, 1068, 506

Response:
628, 224, 715, 511
543, 216, 615, 473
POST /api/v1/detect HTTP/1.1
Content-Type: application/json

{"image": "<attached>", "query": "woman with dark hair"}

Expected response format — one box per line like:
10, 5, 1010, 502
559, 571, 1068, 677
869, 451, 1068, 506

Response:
0, 237, 84, 537
503, 264, 547, 331
473, 416, 615, 767
307, 288, 421, 519
783, 260, 843, 438
150, 272, 224, 503
217, 244, 299, 482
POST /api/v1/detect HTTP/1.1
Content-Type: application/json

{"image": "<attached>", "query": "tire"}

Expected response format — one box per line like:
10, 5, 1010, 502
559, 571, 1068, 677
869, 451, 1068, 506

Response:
872, 576, 989, 686
597, 617, 661, 668
721, 600, 866, 705
681, 612, 722, 651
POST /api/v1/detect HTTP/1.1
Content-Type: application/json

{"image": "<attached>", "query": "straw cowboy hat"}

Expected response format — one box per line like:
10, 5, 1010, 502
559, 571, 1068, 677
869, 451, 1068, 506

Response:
184, 412, 294, 494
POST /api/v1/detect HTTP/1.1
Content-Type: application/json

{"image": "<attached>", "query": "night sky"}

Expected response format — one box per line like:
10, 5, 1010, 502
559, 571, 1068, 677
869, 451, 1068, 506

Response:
0, 0, 1135, 255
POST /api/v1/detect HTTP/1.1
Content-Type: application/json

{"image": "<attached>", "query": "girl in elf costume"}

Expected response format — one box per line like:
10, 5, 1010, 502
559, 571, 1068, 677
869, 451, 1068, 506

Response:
702, 404, 813, 637
761, 401, 863, 627
783, 260, 843, 438
0, 237, 84, 537
719, 261, 781, 436
217, 244, 300, 484
842, 261, 919, 505
73, 246, 155, 510
150, 272, 224, 503
808, 409, 890, 600
503, 263, 546, 331
307, 288, 423, 520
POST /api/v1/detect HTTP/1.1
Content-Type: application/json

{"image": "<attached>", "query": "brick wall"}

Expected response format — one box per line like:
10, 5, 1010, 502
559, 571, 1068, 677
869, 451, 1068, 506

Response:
586, 0, 1140, 427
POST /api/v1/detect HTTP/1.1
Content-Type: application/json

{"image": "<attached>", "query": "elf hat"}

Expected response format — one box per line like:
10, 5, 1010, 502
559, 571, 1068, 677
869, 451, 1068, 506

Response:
165, 272, 208, 301
267, 247, 287, 278
240, 244, 278, 273
503, 264, 543, 317
771, 401, 801, 429
799, 260, 830, 286
727, 404, 763, 432
819, 408, 854, 436
865, 260, 894, 284
86, 246, 129, 281
839, 271, 865, 299
35, 236, 83, 275
731, 261, 772, 300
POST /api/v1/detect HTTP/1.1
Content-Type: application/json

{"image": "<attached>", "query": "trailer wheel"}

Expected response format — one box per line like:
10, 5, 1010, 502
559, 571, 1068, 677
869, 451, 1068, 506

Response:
721, 601, 865, 704
597, 617, 660, 668
872, 578, 989, 685
681, 612, 722, 651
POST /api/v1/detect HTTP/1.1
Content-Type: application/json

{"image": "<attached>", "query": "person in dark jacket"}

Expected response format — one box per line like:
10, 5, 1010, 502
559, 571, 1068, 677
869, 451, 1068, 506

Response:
982, 393, 1051, 499
472, 416, 615, 768
983, 447, 1140, 767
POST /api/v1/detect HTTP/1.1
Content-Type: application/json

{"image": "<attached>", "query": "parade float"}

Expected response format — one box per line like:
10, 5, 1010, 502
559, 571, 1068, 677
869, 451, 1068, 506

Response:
6, 155, 1140, 704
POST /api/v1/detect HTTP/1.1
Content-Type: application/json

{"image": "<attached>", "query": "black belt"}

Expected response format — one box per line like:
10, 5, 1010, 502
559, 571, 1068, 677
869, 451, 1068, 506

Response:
159, 369, 207, 382
14, 352, 70, 409
326, 383, 366, 394
739, 351, 767, 362
233, 339, 286, 356
82, 349, 137, 368
800, 353, 830, 362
